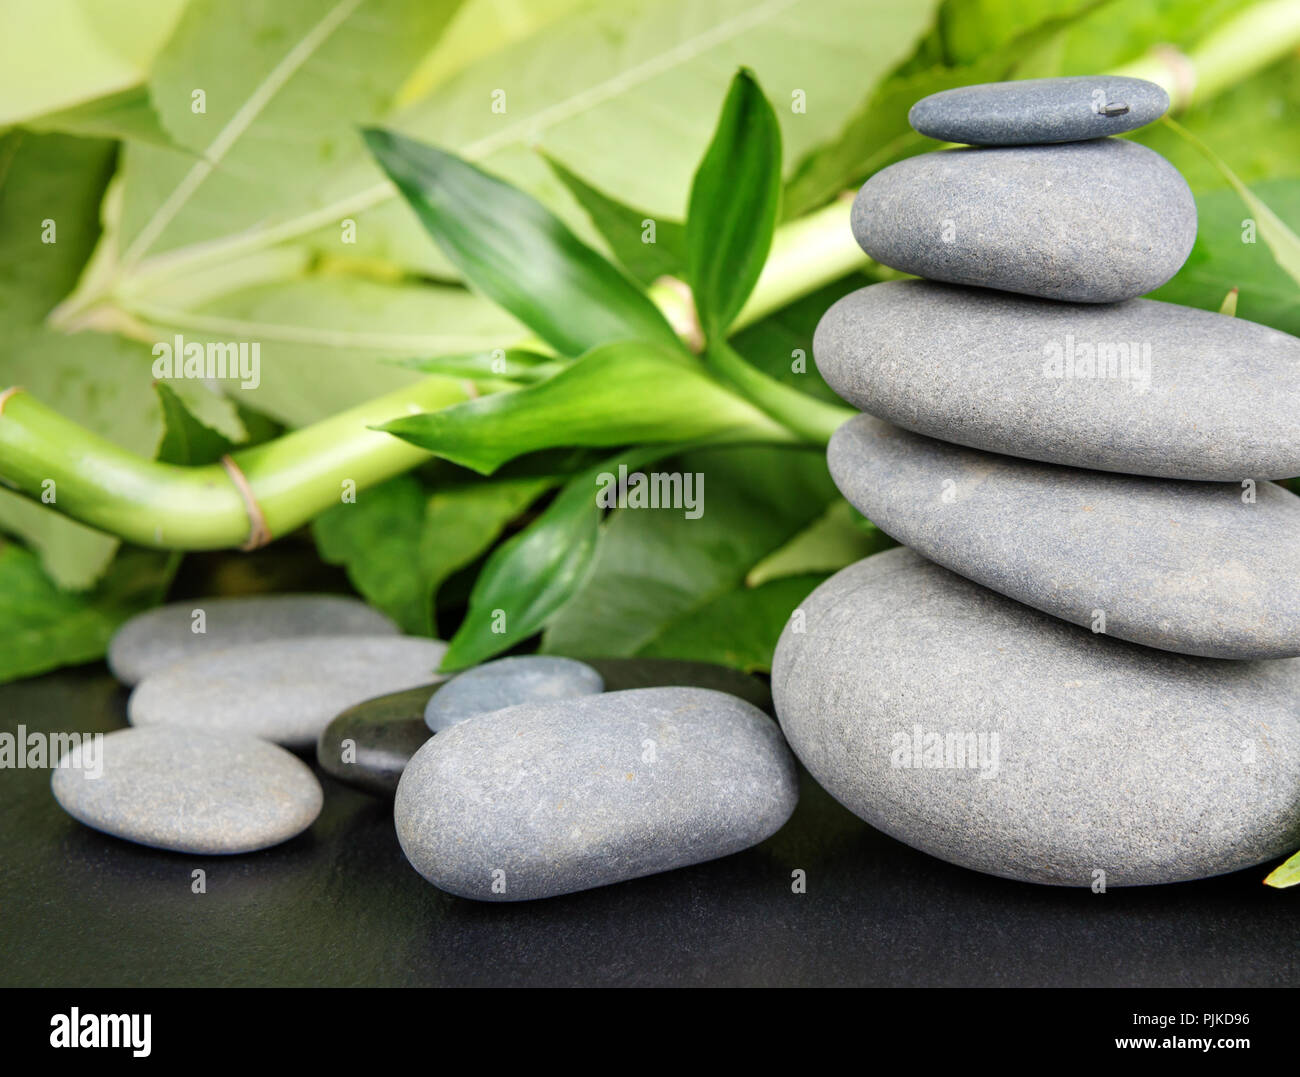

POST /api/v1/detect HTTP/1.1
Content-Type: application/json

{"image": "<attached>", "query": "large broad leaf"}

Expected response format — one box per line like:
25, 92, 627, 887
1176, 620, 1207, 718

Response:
638, 572, 827, 672
23, 86, 177, 149
0, 0, 186, 125
0, 542, 177, 684
364, 128, 681, 356
439, 447, 670, 670
94, 0, 941, 300
1152, 180, 1300, 338
313, 471, 550, 636
136, 273, 524, 427
686, 69, 782, 341
111, 0, 462, 269
542, 444, 838, 658
544, 154, 688, 288
377, 340, 795, 474
0, 133, 161, 589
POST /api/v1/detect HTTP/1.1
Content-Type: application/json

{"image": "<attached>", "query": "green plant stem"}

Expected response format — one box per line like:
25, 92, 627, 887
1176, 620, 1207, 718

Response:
1112, 0, 1300, 109
0, 378, 469, 549
706, 341, 853, 444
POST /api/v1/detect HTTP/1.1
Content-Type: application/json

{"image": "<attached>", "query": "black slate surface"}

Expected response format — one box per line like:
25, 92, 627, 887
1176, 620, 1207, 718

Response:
2, 664, 1297, 988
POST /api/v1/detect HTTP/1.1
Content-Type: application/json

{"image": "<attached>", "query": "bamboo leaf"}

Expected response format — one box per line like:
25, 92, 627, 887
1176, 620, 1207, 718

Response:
376, 339, 795, 475
440, 447, 667, 671
687, 69, 782, 341
364, 127, 681, 357
544, 153, 688, 288
1264, 849, 1300, 889
395, 348, 564, 384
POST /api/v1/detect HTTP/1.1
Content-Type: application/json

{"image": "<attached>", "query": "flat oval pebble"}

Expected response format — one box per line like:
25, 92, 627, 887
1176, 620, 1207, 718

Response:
851, 139, 1195, 302
319, 659, 774, 797
51, 727, 322, 854
815, 280, 1300, 480
909, 76, 1169, 145
772, 548, 1300, 887
830, 415, 1300, 659
395, 687, 798, 901
424, 656, 604, 732
107, 594, 399, 685
129, 635, 447, 749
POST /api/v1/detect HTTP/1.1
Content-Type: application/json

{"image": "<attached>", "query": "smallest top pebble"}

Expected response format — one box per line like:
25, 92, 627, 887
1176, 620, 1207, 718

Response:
908, 76, 1169, 145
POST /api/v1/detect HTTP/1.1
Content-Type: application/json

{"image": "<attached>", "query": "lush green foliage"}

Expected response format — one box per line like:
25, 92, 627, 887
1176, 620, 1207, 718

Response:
2, 0, 1299, 695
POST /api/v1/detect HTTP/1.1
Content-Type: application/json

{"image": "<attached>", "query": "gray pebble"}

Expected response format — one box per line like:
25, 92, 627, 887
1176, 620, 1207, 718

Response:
107, 594, 399, 685
909, 76, 1169, 145
424, 656, 604, 732
772, 548, 1300, 886
51, 726, 322, 854
814, 280, 1300, 480
129, 635, 447, 749
851, 139, 1195, 302
395, 687, 798, 901
829, 414, 1300, 659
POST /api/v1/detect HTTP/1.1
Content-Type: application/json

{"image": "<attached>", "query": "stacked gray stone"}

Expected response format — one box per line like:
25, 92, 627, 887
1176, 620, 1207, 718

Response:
774, 77, 1300, 887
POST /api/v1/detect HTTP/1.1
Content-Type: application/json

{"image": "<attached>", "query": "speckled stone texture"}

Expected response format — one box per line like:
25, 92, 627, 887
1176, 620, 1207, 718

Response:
909, 76, 1169, 145
771, 548, 1300, 887
425, 656, 604, 732
814, 280, 1300, 480
128, 635, 447, 749
319, 658, 776, 798
829, 415, 1300, 659
51, 727, 322, 854
107, 594, 399, 685
851, 139, 1195, 302
395, 687, 798, 901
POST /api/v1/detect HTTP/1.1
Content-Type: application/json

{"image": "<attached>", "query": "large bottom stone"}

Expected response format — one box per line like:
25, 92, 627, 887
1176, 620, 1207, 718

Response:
772, 547, 1300, 886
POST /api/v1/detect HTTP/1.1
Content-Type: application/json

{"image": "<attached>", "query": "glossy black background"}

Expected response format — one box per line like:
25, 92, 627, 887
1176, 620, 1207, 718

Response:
2, 662, 1297, 988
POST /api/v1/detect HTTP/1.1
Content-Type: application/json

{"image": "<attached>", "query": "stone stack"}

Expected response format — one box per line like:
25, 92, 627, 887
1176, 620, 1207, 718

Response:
773, 76, 1300, 886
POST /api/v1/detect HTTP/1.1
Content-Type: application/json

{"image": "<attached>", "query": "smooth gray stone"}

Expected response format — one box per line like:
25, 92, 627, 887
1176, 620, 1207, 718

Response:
107, 594, 399, 685
395, 687, 798, 901
814, 280, 1300, 480
771, 548, 1300, 887
909, 76, 1169, 145
424, 656, 604, 732
829, 415, 1300, 659
129, 635, 447, 749
851, 139, 1195, 302
318, 658, 775, 799
51, 727, 322, 854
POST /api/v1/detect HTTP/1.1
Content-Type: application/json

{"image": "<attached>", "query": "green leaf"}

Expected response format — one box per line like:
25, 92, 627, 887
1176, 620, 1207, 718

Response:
137, 273, 524, 427
154, 382, 234, 466
440, 447, 665, 670
363, 127, 680, 356
396, 348, 564, 384
24, 86, 178, 149
746, 499, 896, 586
542, 444, 839, 658
113, 0, 463, 267
313, 471, 550, 637
687, 69, 783, 341
0, 0, 186, 126
0, 541, 177, 684
545, 153, 688, 288
639, 572, 828, 672
376, 339, 795, 474
1264, 849, 1300, 889
0, 132, 161, 589
1151, 179, 1300, 337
